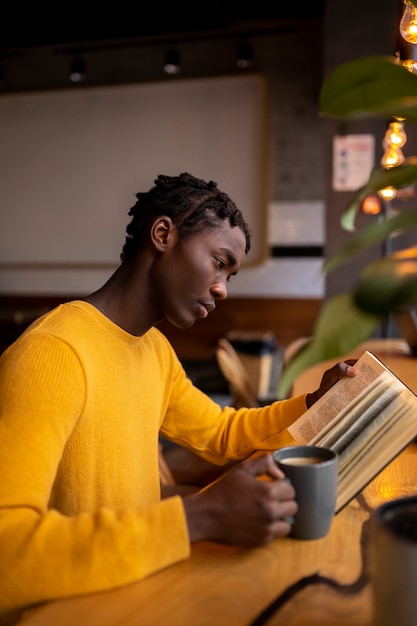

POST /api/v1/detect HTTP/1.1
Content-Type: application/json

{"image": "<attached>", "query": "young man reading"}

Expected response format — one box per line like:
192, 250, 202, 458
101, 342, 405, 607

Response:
0, 172, 356, 617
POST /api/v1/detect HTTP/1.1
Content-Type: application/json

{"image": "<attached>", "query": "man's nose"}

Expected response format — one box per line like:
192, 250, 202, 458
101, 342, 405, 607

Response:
211, 281, 228, 300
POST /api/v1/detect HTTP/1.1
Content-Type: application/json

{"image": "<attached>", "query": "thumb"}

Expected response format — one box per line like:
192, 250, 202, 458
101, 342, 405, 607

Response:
242, 452, 284, 481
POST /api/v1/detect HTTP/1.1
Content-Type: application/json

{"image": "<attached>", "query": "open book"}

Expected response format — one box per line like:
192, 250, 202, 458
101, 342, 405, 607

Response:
288, 350, 417, 513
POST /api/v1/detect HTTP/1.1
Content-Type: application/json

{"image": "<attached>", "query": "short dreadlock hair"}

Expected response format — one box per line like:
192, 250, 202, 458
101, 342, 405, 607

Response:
120, 172, 251, 261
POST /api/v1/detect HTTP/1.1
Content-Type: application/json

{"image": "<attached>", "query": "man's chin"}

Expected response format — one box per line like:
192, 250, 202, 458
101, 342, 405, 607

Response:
167, 315, 196, 330
178, 318, 196, 329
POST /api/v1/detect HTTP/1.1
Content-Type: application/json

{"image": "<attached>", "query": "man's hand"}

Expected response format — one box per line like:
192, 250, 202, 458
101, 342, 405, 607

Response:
306, 360, 358, 409
182, 453, 297, 547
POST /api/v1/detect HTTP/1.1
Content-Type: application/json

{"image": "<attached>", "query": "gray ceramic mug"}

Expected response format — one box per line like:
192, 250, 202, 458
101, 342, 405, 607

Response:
369, 496, 417, 626
273, 445, 339, 540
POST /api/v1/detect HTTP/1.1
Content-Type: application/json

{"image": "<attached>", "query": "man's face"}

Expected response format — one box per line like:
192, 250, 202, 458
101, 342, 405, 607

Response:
153, 220, 247, 329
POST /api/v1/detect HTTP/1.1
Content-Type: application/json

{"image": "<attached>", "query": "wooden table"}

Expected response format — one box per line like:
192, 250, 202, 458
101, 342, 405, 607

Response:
9, 342, 417, 626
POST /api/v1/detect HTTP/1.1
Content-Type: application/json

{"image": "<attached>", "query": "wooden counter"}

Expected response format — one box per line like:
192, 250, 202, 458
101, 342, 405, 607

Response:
9, 444, 417, 626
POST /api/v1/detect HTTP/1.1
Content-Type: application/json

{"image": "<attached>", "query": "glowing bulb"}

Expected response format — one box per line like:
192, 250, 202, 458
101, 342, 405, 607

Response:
402, 58, 417, 73
361, 194, 382, 215
381, 147, 405, 167
378, 187, 397, 200
384, 121, 407, 148
377, 115, 408, 203
400, 1, 417, 44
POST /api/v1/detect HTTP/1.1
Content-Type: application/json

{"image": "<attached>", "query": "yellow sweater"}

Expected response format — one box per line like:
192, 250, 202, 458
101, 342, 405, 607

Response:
0, 301, 306, 615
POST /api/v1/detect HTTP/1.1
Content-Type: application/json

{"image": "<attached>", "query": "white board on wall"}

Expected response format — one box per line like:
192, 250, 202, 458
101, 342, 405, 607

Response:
0, 75, 268, 280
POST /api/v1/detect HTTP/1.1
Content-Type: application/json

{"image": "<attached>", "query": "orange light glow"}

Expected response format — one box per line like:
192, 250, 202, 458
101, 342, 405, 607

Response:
361, 194, 382, 215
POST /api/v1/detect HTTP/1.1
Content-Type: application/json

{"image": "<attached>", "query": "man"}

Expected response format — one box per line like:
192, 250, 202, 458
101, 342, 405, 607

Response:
0, 172, 356, 616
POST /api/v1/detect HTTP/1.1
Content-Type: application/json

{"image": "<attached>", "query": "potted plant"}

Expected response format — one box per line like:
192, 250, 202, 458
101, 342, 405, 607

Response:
278, 3, 417, 396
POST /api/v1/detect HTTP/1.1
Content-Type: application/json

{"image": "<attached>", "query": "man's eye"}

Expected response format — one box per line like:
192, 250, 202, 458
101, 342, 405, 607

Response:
215, 257, 225, 269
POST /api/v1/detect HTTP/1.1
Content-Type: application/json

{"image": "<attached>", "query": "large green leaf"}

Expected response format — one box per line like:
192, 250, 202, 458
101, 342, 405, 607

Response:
324, 210, 417, 273
366, 158, 417, 190
354, 248, 417, 314
277, 293, 381, 398
340, 158, 417, 231
320, 56, 417, 121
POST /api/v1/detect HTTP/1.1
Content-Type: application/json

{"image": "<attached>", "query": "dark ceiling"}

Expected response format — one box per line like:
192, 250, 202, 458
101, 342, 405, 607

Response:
0, 1, 325, 51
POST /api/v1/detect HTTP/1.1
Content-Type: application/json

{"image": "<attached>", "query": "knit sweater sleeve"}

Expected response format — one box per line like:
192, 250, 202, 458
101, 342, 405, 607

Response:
161, 357, 308, 463
0, 333, 190, 616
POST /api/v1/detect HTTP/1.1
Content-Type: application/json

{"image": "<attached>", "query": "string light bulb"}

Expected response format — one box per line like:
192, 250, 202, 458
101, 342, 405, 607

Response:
401, 56, 417, 72
378, 119, 408, 200
384, 120, 407, 149
361, 193, 384, 215
367, 5, 416, 215
380, 145, 405, 167
378, 187, 397, 201
398, 1, 417, 72
400, 0, 417, 44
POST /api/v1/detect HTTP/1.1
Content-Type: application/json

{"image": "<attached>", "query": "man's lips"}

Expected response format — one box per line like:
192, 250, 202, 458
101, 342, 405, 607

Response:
197, 302, 215, 318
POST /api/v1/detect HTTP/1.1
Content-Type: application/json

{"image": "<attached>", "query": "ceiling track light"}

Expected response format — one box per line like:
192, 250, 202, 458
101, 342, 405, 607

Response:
69, 56, 87, 83
236, 41, 254, 69
164, 49, 181, 75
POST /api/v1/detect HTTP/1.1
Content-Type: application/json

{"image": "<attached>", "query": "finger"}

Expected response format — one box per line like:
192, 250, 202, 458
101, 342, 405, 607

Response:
269, 476, 296, 501
333, 359, 357, 378
269, 517, 295, 538
345, 359, 357, 366
346, 359, 358, 376
269, 500, 299, 536
325, 361, 356, 386
241, 453, 284, 481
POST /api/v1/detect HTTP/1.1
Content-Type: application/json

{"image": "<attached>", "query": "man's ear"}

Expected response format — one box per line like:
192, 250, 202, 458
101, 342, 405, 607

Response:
151, 216, 175, 252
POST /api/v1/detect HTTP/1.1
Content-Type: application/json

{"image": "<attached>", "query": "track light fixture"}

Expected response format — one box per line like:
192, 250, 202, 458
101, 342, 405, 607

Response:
236, 41, 254, 69
164, 49, 181, 75
69, 56, 87, 83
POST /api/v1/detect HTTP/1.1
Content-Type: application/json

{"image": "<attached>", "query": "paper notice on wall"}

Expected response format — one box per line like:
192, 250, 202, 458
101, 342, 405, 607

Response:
333, 134, 375, 191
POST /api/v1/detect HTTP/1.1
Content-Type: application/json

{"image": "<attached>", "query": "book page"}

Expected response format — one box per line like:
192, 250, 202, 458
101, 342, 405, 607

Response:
288, 351, 389, 444
337, 391, 412, 479
314, 373, 403, 450
335, 391, 417, 512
